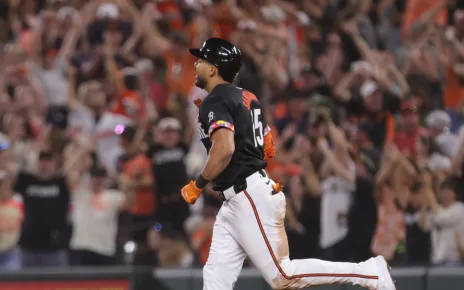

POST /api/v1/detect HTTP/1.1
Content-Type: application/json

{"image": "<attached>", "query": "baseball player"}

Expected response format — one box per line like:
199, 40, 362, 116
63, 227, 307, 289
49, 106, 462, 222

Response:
181, 37, 395, 290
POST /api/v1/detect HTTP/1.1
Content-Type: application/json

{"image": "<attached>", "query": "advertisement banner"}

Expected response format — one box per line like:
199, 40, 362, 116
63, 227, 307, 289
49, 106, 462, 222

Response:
0, 279, 130, 290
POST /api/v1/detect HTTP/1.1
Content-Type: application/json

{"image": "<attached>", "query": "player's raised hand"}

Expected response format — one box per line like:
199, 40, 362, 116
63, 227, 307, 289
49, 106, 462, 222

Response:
181, 180, 202, 204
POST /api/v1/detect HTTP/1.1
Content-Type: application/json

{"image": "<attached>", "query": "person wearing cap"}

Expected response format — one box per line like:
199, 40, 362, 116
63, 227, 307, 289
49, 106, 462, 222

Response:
13, 144, 89, 268
147, 117, 190, 234
70, 165, 133, 266
343, 80, 402, 148
426, 110, 460, 158
427, 153, 452, 175
185, 37, 395, 290
86, 2, 132, 47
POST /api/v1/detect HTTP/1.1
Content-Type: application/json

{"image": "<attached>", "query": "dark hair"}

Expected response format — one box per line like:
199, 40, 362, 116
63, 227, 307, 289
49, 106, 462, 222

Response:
38, 150, 54, 160
49, 127, 69, 154
123, 73, 138, 91
440, 178, 458, 192
7, 83, 15, 100
411, 182, 423, 194
90, 165, 107, 177
156, 19, 171, 35
394, 0, 406, 13
120, 125, 137, 142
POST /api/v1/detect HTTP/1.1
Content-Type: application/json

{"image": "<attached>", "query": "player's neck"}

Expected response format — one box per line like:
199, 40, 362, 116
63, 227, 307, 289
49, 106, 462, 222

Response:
205, 79, 229, 93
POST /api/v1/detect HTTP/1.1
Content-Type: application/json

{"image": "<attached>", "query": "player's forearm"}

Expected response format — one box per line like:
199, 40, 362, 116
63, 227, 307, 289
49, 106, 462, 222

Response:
201, 143, 234, 182
196, 130, 235, 187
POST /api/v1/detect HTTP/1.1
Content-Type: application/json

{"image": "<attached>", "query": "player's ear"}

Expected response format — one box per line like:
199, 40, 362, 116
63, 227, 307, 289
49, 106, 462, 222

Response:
209, 65, 217, 78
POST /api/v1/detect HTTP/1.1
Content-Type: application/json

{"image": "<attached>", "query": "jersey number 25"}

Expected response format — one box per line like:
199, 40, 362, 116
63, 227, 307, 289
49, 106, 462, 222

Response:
250, 109, 263, 147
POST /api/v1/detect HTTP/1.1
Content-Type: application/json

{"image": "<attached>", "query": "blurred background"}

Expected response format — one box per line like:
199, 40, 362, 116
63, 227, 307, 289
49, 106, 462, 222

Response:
1, 0, 464, 289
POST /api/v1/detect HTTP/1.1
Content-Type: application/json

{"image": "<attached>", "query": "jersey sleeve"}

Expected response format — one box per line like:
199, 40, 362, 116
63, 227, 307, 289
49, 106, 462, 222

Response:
201, 100, 235, 137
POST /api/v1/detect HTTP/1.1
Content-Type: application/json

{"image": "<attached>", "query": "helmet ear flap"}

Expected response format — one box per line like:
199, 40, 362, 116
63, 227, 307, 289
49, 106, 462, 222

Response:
218, 63, 241, 82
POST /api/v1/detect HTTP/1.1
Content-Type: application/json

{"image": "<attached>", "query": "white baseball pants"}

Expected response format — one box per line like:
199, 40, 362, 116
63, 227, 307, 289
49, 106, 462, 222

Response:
203, 171, 380, 290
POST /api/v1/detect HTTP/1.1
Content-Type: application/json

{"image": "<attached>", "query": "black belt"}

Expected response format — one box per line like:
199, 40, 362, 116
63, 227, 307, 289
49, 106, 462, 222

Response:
218, 170, 267, 201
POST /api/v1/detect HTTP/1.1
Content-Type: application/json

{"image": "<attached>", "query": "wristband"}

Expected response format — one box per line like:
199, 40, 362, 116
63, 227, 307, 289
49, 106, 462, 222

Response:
195, 174, 209, 189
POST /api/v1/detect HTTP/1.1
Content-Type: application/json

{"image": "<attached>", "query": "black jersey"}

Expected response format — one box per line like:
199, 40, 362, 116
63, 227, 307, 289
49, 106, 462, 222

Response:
198, 83, 268, 191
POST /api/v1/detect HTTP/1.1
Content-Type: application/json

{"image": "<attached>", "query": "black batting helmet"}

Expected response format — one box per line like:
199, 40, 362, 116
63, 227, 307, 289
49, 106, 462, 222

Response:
189, 38, 242, 83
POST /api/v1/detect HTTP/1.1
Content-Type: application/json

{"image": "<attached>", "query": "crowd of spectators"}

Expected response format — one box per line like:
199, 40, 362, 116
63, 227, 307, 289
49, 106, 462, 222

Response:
1, 0, 464, 271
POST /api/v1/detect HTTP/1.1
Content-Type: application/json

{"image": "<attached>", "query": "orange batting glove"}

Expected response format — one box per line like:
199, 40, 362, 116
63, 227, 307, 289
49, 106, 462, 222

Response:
263, 131, 276, 160
181, 180, 202, 205
272, 183, 284, 194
